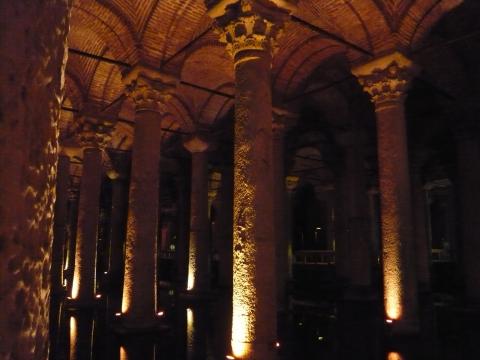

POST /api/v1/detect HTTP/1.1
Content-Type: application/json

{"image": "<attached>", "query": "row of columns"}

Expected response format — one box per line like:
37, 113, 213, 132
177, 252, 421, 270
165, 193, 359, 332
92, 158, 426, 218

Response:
50, 12, 480, 360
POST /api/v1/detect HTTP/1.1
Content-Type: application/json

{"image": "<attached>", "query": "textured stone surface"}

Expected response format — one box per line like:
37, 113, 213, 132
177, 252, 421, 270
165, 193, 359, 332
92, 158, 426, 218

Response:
0, 1, 71, 358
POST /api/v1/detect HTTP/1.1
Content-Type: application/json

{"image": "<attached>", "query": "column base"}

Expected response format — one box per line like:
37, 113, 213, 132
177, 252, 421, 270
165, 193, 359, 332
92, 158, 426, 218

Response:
112, 315, 170, 334
386, 318, 420, 335
65, 296, 102, 309
179, 288, 217, 302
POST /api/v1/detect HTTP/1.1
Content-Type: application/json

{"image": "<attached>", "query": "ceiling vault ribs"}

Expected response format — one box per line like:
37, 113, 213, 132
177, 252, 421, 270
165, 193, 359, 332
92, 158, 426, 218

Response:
161, 25, 214, 67
290, 15, 373, 57
61, 106, 190, 135
68, 48, 234, 101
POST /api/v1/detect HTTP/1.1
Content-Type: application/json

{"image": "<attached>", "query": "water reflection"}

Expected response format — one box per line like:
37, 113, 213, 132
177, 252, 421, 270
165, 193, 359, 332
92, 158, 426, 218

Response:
49, 288, 479, 360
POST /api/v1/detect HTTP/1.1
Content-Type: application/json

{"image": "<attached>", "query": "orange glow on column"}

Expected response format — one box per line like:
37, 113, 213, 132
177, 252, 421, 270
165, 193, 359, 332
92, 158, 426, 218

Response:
120, 346, 127, 360
69, 316, 78, 360
71, 252, 81, 299
187, 232, 197, 291
121, 214, 134, 313
387, 352, 404, 360
383, 228, 403, 320
231, 203, 256, 358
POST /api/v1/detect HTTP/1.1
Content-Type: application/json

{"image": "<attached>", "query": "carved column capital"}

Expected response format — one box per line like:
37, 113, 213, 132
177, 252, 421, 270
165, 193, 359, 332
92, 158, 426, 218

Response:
207, 0, 295, 62
123, 65, 177, 113
75, 116, 114, 150
352, 51, 418, 109
183, 135, 210, 153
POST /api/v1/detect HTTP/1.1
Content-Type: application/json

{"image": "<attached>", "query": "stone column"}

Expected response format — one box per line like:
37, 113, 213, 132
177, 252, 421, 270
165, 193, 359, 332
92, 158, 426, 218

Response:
64, 178, 80, 294
217, 167, 233, 288
71, 118, 112, 305
120, 66, 176, 327
353, 52, 418, 332
273, 108, 296, 311
455, 123, 480, 302
207, 1, 295, 357
0, 2, 70, 358
339, 131, 372, 294
71, 148, 103, 303
285, 176, 299, 281
367, 188, 380, 264
411, 159, 431, 292
106, 151, 130, 313
52, 155, 71, 295
184, 136, 210, 293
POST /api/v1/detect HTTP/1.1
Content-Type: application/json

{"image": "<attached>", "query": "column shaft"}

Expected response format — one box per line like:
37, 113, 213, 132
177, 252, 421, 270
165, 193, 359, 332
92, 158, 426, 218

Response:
232, 48, 276, 358
72, 148, 103, 303
218, 167, 233, 288
122, 111, 162, 324
376, 102, 418, 327
187, 151, 210, 292
52, 155, 70, 294
273, 131, 288, 310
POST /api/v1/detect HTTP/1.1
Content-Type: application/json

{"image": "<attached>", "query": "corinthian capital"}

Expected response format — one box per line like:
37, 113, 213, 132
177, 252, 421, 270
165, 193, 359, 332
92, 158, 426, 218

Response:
75, 117, 114, 150
352, 52, 418, 109
123, 65, 177, 113
206, 0, 296, 60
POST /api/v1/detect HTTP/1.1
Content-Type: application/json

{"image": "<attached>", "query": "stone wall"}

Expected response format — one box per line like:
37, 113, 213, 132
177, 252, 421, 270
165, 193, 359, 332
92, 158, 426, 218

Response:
0, 1, 71, 358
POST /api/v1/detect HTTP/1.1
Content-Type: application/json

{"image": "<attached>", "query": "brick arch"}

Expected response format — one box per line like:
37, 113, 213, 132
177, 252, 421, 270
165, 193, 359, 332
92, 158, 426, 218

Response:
273, 32, 344, 99
400, 0, 463, 50
71, 1, 138, 63
140, 0, 207, 66
198, 83, 235, 126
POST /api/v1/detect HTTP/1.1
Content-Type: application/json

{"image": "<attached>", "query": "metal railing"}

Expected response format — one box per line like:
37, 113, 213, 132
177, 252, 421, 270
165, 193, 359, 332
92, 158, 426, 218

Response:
293, 250, 335, 265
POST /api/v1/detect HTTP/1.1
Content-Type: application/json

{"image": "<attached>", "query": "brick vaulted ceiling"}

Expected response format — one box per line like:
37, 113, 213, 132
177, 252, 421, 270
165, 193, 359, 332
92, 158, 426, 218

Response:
62, 0, 463, 151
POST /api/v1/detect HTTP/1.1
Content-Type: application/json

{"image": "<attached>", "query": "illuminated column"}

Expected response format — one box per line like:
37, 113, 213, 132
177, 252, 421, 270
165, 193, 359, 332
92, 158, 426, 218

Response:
121, 66, 176, 327
353, 52, 418, 332
273, 109, 296, 311
367, 187, 380, 264
339, 131, 372, 293
184, 136, 210, 293
64, 178, 80, 294
106, 151, 130, 313
51, 154, 70, 295
207, 1, 296, 357
285, 176, 299, 280
217, 166, 233, 288
411, 159, 431, 292
209, 171, 222, 287
71, 146, 102, 304
455, 122, 480, 301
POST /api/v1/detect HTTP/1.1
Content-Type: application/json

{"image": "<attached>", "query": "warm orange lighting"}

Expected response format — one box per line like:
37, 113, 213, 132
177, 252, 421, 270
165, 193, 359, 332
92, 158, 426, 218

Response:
157, 311, 164, 317
122, 215, 134, 313
120, 346, 127, 360
115, 312, 122, 317
275, 341, 281, 348
69, 316, 78, 360
187, 308, 194, 356
187, 232, 197, 291
96, 294, 102, 299
386, 319, 393, 324
387, 351, 404, 360
226, 356, 235, 360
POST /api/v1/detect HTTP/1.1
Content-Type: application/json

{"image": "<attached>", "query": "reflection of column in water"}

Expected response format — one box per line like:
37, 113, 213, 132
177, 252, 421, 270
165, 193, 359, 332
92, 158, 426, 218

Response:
185, 306, 208, 360
187, 308, 194, 359
69, 315, 94, 360
120, 339, 156, 360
